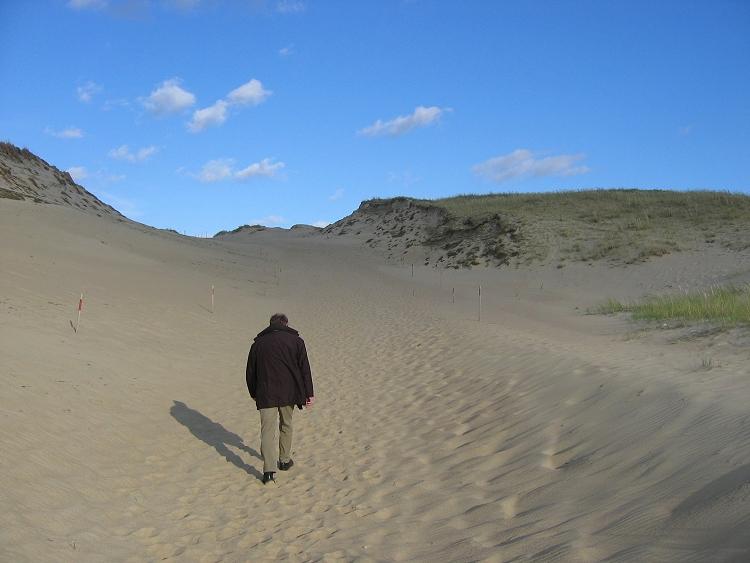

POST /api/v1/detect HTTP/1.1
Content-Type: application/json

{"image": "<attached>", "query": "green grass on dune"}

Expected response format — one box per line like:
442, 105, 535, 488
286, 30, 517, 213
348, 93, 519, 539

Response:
596, 285, 750, 325
430, 189, 750, 222
397, 189, 750, 264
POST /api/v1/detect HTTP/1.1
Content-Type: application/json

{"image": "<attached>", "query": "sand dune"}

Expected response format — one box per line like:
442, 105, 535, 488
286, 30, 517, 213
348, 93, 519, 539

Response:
0, 142, 122, 219
2, 197, 750, 561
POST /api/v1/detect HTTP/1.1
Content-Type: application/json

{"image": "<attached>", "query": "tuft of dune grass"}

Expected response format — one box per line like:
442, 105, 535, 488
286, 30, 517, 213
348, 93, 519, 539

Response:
596, 284, 750, 325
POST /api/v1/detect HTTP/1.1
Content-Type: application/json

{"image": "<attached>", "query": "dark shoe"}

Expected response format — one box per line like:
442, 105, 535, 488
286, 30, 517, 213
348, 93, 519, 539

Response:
262, 471, 276, 484
278, 459, 294, 471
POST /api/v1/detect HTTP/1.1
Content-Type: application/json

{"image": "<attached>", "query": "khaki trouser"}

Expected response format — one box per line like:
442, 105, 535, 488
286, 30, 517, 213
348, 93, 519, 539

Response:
259, 406, 294, 473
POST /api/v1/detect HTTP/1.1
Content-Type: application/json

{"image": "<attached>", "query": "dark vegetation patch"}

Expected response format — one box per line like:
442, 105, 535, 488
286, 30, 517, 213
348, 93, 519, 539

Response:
0, 186, 24, 200
214, 224, 266, 237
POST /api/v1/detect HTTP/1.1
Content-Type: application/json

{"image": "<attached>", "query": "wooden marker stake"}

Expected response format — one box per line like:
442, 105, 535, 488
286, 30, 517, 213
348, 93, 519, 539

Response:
211, 285, 215, 313
452, 287, 455, 304
478, 285, 482, 322
75, 292, 84, 333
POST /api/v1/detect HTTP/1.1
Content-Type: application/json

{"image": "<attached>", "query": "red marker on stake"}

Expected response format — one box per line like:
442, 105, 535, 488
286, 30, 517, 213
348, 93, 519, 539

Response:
76, 292, 83, 333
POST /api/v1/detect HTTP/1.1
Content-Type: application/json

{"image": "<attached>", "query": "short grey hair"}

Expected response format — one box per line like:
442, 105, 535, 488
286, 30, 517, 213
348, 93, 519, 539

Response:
270, 313, 288, 325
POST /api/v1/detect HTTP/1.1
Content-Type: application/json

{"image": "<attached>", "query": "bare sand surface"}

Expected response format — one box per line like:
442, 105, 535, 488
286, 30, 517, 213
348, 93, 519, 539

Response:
2, 198, 750, 562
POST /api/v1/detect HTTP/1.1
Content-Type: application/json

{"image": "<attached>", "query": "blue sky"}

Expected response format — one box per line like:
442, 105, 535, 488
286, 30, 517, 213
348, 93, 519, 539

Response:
1, 1, 748, 234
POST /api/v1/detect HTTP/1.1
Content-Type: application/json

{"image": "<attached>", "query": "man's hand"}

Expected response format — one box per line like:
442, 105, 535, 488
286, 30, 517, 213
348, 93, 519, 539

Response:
305, 396, 315, 408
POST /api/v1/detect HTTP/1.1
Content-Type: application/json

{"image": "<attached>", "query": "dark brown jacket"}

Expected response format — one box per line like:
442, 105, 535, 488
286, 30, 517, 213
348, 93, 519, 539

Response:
246, 323, 314, 410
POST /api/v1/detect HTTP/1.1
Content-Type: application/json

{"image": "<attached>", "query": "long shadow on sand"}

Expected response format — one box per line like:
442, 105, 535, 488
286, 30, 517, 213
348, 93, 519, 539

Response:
170, 400, 262, 480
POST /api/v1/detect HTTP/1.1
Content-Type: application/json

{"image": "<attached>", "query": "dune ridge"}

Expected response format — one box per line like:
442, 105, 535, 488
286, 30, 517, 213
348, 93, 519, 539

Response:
319, 191, 750, 270
0, 142, 123, 219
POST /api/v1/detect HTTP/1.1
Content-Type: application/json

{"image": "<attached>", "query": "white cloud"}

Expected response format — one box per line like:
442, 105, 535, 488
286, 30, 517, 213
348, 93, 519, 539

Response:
328, 188, 344, 201
108, 144, 158, 163
67, 166, 88, 182
235, 158, 285, 179
194, 157, 285, 182
359, 106, 448, 137
68, 0, 107, 9
141, 78, 196, 115
198, 159, 235, 183
227, 79, 272, 106
47, 127, 84, 139
312, 220, 330, 228
472, 149, 590, 183
277, 1, 305, 14
76, 81, 102, 103
186, 79, 271, 133
279, 44, 294, 57
188, 100, 228, 132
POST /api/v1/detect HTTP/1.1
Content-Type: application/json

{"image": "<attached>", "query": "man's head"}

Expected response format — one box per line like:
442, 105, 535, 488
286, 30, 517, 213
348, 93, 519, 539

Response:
270, 313, 288, 325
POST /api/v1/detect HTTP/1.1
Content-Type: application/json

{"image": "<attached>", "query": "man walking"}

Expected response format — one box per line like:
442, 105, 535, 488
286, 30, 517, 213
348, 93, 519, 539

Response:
246, 313, 314, 484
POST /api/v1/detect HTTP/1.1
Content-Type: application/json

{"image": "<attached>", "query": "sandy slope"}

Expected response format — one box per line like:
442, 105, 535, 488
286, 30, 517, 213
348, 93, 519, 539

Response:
2, 198, 750, 562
